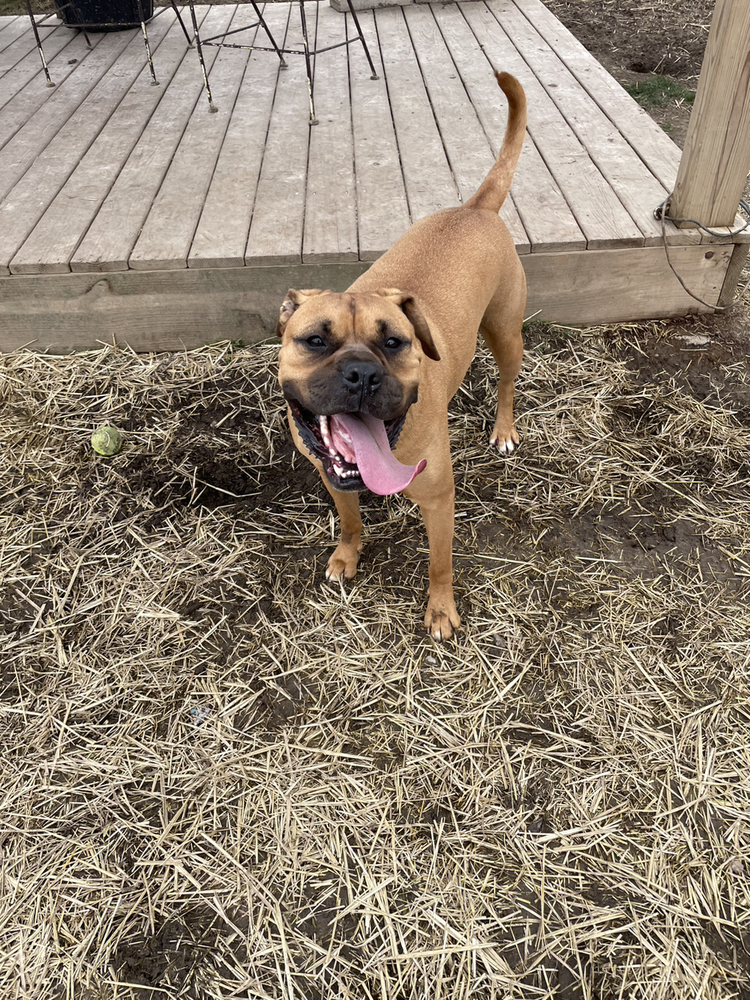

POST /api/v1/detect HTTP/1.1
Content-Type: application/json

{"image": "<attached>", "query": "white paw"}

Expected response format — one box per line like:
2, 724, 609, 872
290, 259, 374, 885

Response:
490, 434, 517, 455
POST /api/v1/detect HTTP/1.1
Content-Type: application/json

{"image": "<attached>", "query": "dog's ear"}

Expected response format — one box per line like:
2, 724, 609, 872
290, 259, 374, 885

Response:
376, 289, 441, 362
276, 288, 328, 338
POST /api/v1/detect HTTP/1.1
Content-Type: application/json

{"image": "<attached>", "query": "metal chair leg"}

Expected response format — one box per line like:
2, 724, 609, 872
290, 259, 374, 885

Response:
251, 0, 287, 68
134, 0, 158, 85
168, 0, 193, 45
23, 0, 55, 87
345, 0, 378, 80
186, 0, 218, 113
298, 0, 317, 125
66, 0, 93, 49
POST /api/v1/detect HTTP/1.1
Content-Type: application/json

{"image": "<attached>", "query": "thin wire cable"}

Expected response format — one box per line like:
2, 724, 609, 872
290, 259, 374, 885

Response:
654, 194, 750, 311
654, 196, 750, 237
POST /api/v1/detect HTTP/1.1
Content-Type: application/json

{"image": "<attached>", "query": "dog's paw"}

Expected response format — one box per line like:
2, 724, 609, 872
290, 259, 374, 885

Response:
325, 545, 360, 582
424, 595, 461, 642
489, 423, 520, 456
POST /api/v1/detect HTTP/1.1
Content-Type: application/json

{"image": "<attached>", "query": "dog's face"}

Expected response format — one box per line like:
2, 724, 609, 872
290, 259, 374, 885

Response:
277, 288, 440, 493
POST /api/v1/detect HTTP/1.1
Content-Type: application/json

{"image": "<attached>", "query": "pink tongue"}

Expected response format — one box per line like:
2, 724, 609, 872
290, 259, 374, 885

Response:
330, 413, 426, 495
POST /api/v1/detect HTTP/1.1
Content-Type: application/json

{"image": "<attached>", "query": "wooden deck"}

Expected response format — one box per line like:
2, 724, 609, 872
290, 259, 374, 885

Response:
0, 0, 746, 351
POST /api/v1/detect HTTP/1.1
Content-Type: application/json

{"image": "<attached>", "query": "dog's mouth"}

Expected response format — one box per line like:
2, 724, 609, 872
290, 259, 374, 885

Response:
289, 401, 426, 495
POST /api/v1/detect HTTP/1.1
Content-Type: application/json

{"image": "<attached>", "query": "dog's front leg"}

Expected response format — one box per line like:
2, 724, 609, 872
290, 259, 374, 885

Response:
418, 490, 460, 641
320, 475, 363, 581
404, 467, 460, 640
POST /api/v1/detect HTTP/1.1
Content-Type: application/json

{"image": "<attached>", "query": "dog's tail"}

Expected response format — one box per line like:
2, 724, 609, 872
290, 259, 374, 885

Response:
464, 72, 527, 213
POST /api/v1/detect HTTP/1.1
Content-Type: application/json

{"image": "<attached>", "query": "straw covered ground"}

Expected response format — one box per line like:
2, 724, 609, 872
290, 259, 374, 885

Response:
2, 310, 750, 999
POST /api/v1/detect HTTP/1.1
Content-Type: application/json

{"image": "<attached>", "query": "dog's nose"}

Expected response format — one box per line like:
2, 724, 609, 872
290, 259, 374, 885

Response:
341, 359, 383, 395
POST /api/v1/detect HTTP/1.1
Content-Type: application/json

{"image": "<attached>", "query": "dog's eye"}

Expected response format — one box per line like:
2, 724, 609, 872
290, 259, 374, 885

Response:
306, 335, 325, 348
384, 337, 402, 350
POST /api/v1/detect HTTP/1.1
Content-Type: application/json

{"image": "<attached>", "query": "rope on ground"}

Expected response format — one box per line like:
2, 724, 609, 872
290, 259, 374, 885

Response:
654, 195, 750, 312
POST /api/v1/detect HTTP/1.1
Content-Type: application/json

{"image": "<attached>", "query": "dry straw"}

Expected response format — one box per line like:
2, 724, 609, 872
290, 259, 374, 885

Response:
1, 321, 749, 999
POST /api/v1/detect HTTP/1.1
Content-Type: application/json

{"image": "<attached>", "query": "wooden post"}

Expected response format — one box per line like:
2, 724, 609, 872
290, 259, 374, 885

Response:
671, 0, 750, 228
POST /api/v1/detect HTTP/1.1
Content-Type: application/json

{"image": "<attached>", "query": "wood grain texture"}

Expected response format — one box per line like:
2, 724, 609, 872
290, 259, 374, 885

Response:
302, 2, 358, 263
0, 26, 166, 275
129, 5, 258, 270
0, 28, 119, 208
432, 2, 583, 253
0, 19, 71, 102
511, 0, 683, 188
0, 245, 727, 353
513, 0, 747, 243
0, 261, 371, 352
0, 29, 93, 143
403, 3, 529, 252
0, 16, 31, 59
672, 0, 750, 228
348, 8, 410, 261
11, 11, 184, 275
188, 4, 288, 269
497, 0, 696, 249
373, 5, 459, 222
524, 244, 730, 323
70, 5, 229, 273
717, 243, 750, 307
0, 15, 22, 41
460, 1, 642, 250
244, 3, 312, 265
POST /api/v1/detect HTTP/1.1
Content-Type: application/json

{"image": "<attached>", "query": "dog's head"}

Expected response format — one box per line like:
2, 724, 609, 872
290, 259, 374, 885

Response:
277, 288, 440, 494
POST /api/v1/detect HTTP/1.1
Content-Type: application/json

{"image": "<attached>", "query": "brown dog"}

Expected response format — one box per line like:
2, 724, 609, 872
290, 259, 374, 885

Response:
277, 72, 527, 640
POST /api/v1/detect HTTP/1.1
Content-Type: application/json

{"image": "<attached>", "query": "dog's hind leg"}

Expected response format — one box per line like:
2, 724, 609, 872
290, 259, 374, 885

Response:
320, 475, 363, 581
479, 264, 526, 454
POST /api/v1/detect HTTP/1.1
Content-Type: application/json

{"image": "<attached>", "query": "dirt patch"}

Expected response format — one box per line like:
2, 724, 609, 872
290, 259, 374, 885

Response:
544, 0, 714, 146
3, 325, 750, 998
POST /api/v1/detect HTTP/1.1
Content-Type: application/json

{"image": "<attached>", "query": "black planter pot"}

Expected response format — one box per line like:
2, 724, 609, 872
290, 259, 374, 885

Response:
54, 0, 154, 31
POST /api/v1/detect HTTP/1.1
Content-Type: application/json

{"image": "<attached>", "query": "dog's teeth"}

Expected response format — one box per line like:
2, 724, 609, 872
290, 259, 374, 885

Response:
320, 422, 332, 448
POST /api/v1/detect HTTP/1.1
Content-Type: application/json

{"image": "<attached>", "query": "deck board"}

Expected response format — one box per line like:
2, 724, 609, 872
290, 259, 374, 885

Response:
303, 2, 358, 263
189, 4, 287, 268
0, 31, 98, 140
1, 27, 164, 275
69, 6, 220, 272
375, 5, 460, 221
0, 20, 70, 101
0, 29, 117, 210
404, 3, 528, 251
514, 0, 683, 187
0, 1, 742, 343
130, 5, 253, 269
11, 11, 187, 274
244, 4, 313, 265
461, 1, 644, 249
495, 0, 694, 248
0, 17, 32, 60
432, 2, 584, 253
348, 9, 410, 261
